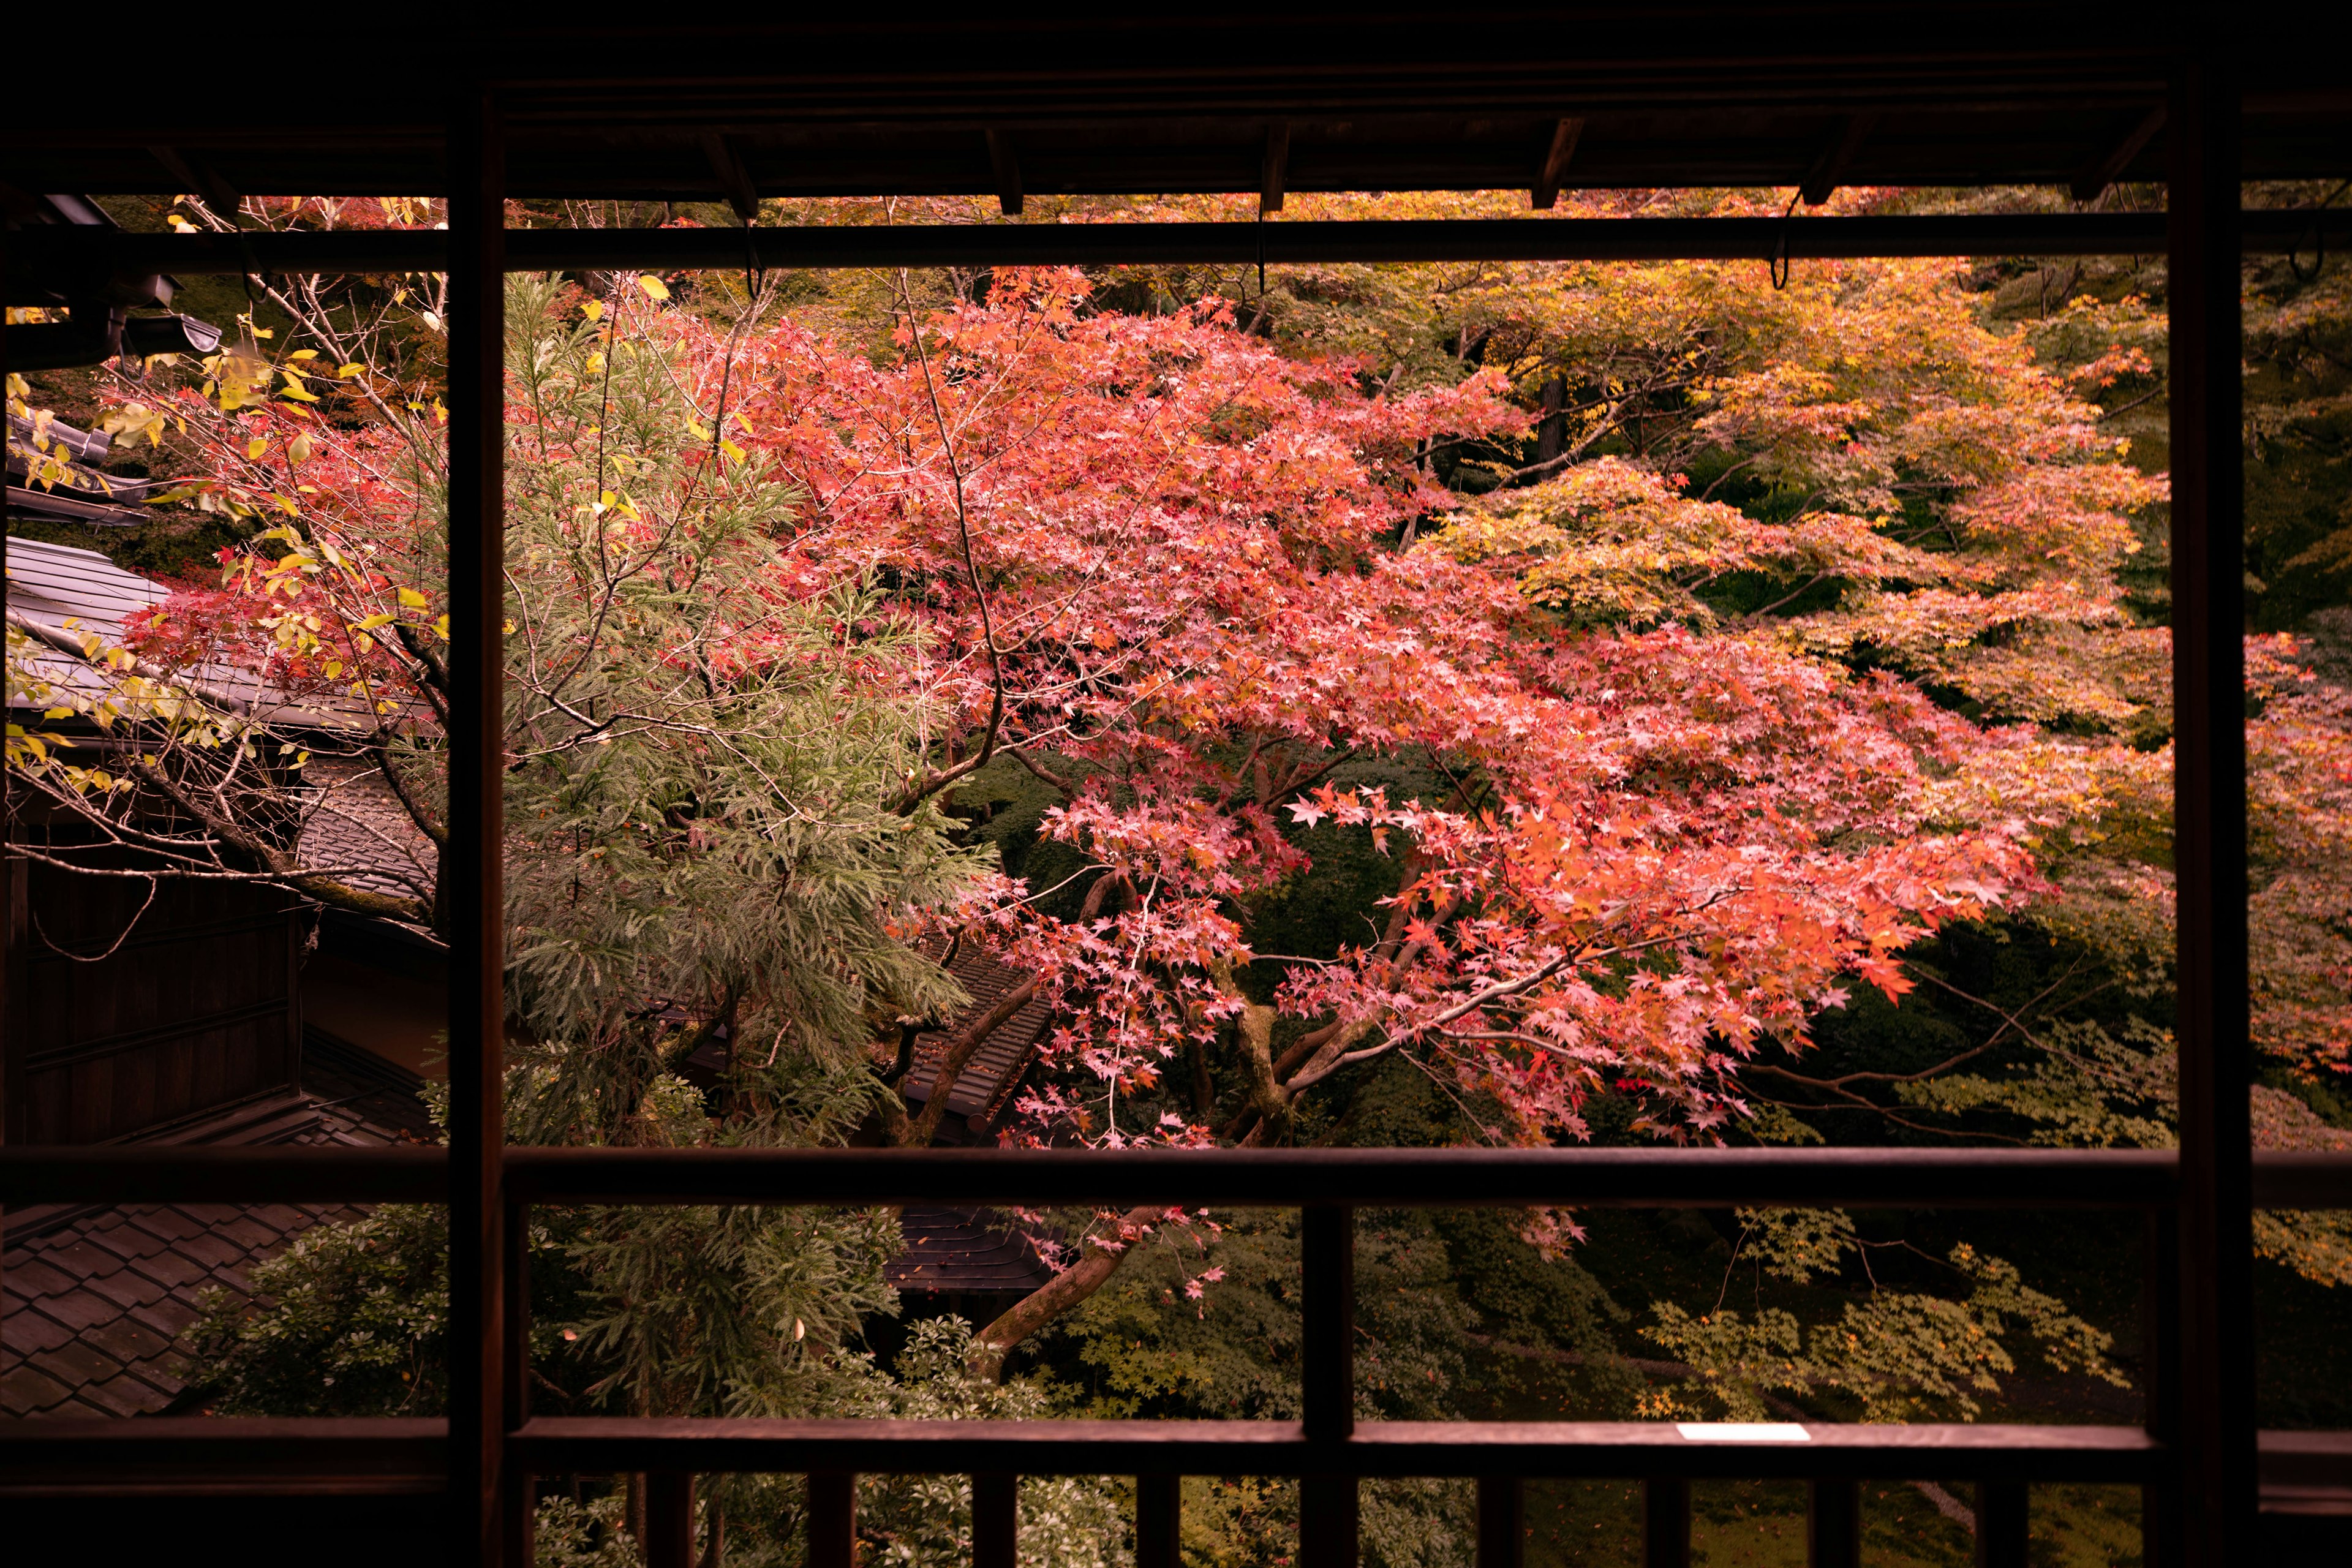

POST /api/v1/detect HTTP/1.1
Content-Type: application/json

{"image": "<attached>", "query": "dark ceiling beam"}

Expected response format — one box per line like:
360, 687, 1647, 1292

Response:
1261, 122, 1290, 214
698, 133, 759, 223
1531, 117, 1584, 210
2071, 105, 2166, 200
145, 145, 241, 214
1800, 112, 1879, 205
983, 128, 1022, 216
17, 211, 2348, 288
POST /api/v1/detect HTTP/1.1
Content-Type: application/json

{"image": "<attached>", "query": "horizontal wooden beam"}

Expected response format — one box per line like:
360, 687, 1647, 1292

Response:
0, 1418, 446, 1496
0, 1145, 445, 1204
501, 1145, 2190, 1208
10, 211, 2348, 285
512, 1417, 2167, 1482
2, 1417, 2342, 1496
6, 1145, 2345, 1210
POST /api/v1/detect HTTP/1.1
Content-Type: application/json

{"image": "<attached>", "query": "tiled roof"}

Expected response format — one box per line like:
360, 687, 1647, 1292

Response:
900, 944, 1052, 1126
0, 1050, 428, 1421
0, 1192, 375, 1419
4, 533, 383, 728
885, 1207, 1054, 1296
1, 1035, 1058, 1412
295, 758, 440, 903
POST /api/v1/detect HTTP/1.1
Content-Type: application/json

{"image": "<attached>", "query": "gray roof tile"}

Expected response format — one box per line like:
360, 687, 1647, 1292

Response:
0, 1363, 74, 1416
0, 1061, 427, 1420
886, 1207, 1055, 1295
900, 946, 1052, 1126
1, 1308, 74, 1357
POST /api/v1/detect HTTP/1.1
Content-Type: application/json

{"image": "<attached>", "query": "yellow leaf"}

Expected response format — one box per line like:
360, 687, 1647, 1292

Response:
584, 352, 605, 375
246, 437, 268, 459
433, 614, 451, 639
337, 363, 366, 379
277, 385, 321, 404
638, 274, 671, 301
354, 613, 396, 631
288, 349, 320, 361
288, 433, 314, 462
582, 299, 604, 322
398, 586, 428, 609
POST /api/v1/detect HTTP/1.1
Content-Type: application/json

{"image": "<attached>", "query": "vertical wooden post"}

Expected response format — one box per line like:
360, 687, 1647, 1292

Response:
1806, 1479, 1859, 1568
502, 1193, 533, 1567
1300, 1204, 1357, 1568
973, 1471, 1018, 1568
1136, 1472, 1182, 1568
1973, 1480, 2029, 1568
1642, 1477, 1690, 1568
2142, 1210, 2182, 1563
1, 235, 12, 1304
646, 1472, 695, 1568
2166, 46, 2255, 1568
1300, 1476, 1360, 1568
1476, 1475, 1522, 1568
445, 81, 511, 1568
807, 1472, 856, 1568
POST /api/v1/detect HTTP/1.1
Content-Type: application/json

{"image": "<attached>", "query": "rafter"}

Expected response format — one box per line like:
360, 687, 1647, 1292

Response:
1261, 121, 1290, 214
2071, 105, 2166, 200
698, 132, 758, 223
1800, 113, 1879, 205
984, 127, 1022, 216
1531, 116, 1583, 210
146, 145, 240, 214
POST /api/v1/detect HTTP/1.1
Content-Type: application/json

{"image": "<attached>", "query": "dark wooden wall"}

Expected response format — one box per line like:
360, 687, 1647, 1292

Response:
3, 852, 304, 1144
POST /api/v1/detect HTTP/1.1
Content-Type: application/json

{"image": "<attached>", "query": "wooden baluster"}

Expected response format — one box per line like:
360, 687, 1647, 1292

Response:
646, 1473, 695, 1568
973, 1471, 1017, 1568
1807, 1478, 1859, 1568
1974, 1480, 2029, 1568
1643, 1476, 1690, 1568
1136, 1473, 1182, 1568
808, 1472, 856, 1568
1300, 1205, 1357, 1568
1476, 1475, 1523, 1568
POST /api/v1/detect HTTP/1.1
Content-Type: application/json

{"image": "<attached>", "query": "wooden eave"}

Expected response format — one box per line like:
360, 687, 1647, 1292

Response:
4, 12, 2346, 200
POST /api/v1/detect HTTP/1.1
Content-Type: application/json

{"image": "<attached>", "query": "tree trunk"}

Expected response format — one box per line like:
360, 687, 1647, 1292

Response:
1537, 376, 1566, 463
967, 1204, 1167, 1381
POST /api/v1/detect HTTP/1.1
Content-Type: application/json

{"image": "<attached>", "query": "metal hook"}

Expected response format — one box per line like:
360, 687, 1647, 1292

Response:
2288, 179, 2350, 285
1770, 190, 1798, 291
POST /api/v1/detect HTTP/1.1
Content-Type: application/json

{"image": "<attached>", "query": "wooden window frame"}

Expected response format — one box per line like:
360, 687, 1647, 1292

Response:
6, 62, 2352, 1568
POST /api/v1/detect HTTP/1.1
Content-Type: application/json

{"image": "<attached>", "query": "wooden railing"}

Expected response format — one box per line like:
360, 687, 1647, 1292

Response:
4, 1145, 2350, 1566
